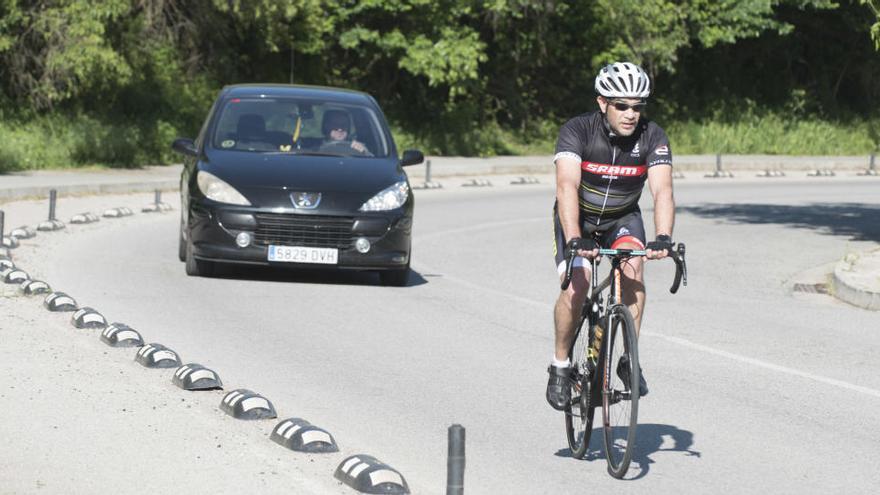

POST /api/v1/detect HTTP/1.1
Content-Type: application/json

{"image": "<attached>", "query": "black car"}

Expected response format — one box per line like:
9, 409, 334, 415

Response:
171, 84, 424, 286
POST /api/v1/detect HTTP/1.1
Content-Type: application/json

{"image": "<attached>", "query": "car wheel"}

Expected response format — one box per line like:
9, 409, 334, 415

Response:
184, 235, 215, 277
379, 265, 409, 287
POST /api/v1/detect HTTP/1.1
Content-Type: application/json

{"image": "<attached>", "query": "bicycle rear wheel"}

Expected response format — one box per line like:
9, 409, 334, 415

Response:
601, 304, 639, 478
565, 318, 596, 459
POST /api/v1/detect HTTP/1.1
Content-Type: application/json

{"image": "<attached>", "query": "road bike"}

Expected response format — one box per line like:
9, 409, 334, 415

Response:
561, 241, 686, 478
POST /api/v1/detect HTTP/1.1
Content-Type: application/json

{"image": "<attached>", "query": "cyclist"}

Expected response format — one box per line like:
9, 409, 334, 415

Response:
546, 62, 676, 410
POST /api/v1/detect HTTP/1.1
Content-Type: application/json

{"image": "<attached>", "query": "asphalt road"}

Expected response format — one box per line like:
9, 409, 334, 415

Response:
23, 176, 880, 493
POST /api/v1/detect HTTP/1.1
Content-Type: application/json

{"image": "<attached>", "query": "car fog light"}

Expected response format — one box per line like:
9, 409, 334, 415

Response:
392, 255, 408, 264
236, 232, 252, 248
355, 237, 371, 253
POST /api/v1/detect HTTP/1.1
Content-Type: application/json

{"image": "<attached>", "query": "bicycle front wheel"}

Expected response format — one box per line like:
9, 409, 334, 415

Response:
565, 318, 596, 459
601, 304, 639, 478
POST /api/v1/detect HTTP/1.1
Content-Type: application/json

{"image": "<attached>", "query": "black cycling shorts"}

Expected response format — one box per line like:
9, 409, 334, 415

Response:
552, 204, 646, 270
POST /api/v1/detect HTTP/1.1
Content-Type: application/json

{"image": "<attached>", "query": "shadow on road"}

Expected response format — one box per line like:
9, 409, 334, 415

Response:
681, 203, 880, 242
555, 423, 700, 480
204, 265, 429, 287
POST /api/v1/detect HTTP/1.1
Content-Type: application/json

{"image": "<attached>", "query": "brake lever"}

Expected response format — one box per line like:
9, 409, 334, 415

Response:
561, 249, 576, 291
669, 243, 687, 294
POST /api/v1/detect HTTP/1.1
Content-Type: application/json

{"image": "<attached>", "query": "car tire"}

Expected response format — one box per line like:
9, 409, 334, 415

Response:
178, 217, 187, 262
379, 265, 409, 287
184, 235, 215, 277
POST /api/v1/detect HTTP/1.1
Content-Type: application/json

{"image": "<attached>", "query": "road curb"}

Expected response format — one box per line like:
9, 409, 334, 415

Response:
0, 180, 180, 202
831, 249, 880, 311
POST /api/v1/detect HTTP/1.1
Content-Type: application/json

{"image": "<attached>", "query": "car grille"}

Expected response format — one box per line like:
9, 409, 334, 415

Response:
253, 213, 355, 248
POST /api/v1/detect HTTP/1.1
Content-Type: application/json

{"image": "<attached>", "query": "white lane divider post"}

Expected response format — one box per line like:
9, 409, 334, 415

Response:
446, 424, 465, 495
38, 189, 65, 231
859, 154, 877, 176
705, 154, 733, 178
0, 210, 18, 249
143, 189, 173, 212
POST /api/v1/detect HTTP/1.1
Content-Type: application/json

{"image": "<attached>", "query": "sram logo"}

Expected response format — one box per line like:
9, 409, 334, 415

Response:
583, 163, 646, 176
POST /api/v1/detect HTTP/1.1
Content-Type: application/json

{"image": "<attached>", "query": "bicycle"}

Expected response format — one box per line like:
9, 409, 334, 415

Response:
561, 240, 687, 478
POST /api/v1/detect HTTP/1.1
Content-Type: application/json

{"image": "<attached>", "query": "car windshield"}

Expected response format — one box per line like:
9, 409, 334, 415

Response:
210, 97, 390, 158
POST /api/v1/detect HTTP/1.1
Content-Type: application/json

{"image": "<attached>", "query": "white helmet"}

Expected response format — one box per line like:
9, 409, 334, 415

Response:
594, 62, 651, 98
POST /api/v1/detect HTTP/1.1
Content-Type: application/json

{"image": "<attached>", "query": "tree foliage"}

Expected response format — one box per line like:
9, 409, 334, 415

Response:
0, 0, 878, 160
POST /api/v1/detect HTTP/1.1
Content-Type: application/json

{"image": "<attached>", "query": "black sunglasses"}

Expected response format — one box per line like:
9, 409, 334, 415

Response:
609, 101, 646, 112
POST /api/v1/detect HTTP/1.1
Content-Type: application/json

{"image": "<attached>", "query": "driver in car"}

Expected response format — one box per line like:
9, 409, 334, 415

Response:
319, 110, 371, 155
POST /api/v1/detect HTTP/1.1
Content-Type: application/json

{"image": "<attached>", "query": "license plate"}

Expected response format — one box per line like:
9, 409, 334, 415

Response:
268, 245, 338, 264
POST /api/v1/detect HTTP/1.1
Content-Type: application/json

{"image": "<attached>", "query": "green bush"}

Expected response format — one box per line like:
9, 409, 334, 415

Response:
0, 114, 184, 173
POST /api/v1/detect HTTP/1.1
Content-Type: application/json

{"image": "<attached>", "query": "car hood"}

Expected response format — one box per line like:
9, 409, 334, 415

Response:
201, 150, 404, 193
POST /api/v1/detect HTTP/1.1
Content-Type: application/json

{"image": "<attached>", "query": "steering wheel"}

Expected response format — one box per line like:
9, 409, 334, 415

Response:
319, 140, 373, 157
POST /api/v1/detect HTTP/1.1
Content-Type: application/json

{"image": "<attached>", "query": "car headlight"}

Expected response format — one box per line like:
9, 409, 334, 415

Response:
196, 171, 251, 205
359, 181, 410, 211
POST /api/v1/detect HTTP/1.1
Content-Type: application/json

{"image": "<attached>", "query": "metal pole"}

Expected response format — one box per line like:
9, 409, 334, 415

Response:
289, 40, 295, 84
446, 424, 465, 495
871, 154, 876, 171
715, 154, 722, 173
48, 189, 57, 221
155, 189, 162, 205
0, 210, 4, 239
426, 159, 433, 184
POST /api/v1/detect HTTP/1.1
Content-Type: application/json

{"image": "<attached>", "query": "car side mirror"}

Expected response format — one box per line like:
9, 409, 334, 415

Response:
172, 138, 198, 157
400, 149, 424, 167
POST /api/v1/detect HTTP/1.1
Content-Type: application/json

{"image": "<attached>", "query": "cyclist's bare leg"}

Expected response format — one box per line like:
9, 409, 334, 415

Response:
554, 266, 591, 361
616, 241, 646, 336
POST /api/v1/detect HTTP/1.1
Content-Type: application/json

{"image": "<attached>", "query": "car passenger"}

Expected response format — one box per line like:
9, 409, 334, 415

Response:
319, 110, 371, 155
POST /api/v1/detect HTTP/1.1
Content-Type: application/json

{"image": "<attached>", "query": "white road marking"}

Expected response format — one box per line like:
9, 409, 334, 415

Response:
341, 457, 360, 473
240, 397, 268, 411
369, 469, 403, 487
349, 462, 369, 478
83, 314, 105, 324
300, 430, 331, 445
152, 350, 177, 363
417, 217, 880, 400
188, 370, 215, 382
275, 421, 293, 437
647, 332, 880, 399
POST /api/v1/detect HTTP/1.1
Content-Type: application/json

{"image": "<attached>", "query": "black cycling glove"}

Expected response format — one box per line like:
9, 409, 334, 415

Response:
646, 234, 674, 252
565, 237, 597, 257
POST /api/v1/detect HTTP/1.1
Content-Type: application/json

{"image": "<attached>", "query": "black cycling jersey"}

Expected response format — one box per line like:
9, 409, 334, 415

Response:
554, 111, 672, 221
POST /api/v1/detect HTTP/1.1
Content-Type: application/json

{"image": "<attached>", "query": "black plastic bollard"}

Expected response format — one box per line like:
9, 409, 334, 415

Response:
447, 424, 465, 495
426, 159, 433, 184
715, 154, 722, 174
48, 189, 57, 221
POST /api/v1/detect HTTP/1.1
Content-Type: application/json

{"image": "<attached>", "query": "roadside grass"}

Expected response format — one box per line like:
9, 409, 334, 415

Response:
395, 114, 880, 157
667, 116, 880, 155
2, 112, 877, 172
0, 115, 179, 173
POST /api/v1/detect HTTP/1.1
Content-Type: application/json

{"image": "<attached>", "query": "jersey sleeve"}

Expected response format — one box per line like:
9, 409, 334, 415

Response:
645, 125, 673, 167
554, 118, 583, 164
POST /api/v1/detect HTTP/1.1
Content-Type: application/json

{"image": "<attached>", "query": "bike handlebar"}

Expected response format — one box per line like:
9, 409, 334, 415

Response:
560, 243, 688, 294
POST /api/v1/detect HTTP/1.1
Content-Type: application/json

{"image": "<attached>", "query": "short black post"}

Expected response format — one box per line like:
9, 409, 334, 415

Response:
155, 189, 162, 205
426, 159, 433, 184
871, 154, 876, 172
447, 424, 465, 495
715, 154, 722, 174
48, 189, 57, 221
0, 210, 5, 239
